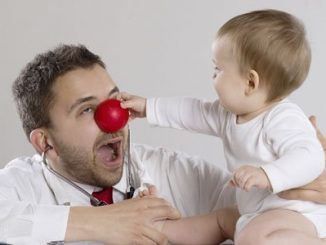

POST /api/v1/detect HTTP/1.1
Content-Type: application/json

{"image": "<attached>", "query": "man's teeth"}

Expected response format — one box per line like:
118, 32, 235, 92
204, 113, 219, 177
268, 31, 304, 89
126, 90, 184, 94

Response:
109, 147, 117, 160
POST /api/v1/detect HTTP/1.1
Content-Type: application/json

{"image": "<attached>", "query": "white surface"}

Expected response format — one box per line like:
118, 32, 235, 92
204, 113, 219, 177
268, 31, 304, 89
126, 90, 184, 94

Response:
1, 0, 325, 167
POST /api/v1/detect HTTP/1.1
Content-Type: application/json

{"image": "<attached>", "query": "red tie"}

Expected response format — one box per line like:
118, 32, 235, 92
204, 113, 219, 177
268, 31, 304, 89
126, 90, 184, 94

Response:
92, 187, 113, 205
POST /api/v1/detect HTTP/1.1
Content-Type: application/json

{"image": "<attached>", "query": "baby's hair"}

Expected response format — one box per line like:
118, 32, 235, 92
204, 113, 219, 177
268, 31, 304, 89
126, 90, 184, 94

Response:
217, 9, 311, 102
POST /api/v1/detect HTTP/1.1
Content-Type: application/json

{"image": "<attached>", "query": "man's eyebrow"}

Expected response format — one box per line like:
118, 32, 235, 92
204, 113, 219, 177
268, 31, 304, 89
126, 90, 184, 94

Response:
68, 96, 97, 113
68, 86, 120, 113
109, 86, 119, 96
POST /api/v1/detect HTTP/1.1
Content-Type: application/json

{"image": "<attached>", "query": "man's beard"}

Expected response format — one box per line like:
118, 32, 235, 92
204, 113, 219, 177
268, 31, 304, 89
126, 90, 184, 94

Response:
50, 135, 124, 188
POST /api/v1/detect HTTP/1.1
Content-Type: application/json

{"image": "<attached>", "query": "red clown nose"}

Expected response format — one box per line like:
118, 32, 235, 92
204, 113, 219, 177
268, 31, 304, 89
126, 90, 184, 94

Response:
94, 99, 129, 133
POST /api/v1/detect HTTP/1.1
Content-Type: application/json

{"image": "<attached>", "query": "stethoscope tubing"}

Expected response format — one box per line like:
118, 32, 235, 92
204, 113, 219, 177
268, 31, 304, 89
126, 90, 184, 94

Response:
41, 128, 134, 206
42, 151, 107, 206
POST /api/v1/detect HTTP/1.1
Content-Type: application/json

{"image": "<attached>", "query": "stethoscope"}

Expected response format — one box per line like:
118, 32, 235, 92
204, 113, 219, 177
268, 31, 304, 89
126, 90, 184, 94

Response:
42, 128, 135, 206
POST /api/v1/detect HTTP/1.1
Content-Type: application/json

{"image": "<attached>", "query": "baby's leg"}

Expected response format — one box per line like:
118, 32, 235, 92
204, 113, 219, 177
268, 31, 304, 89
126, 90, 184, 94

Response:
216, 207, 240, 240
235, 209, 325, 245
162, 207, 239, 244
139, 187, 240, 243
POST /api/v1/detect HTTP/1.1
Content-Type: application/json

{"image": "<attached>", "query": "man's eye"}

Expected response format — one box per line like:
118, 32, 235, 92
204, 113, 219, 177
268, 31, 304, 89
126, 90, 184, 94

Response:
81, 107, 94, 114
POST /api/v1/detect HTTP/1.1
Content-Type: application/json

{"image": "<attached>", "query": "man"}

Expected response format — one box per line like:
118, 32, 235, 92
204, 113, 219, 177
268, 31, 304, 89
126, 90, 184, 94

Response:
0, 44, 325, 244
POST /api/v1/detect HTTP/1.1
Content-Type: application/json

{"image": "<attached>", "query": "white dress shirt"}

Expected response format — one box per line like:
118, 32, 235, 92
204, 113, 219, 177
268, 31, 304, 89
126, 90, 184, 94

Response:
0, 143, 234, 244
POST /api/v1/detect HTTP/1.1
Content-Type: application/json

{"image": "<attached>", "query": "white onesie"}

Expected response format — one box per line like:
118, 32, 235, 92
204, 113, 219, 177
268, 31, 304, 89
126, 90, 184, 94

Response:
147, 97, 326, 237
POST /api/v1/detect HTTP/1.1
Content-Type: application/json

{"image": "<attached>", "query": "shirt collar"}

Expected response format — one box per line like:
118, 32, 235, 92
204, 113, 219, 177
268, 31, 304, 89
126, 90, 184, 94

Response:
40, 154, 130, 206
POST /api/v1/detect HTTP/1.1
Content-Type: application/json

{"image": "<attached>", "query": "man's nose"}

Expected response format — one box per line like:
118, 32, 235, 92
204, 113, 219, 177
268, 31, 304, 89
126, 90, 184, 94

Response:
94, 98, 129, 133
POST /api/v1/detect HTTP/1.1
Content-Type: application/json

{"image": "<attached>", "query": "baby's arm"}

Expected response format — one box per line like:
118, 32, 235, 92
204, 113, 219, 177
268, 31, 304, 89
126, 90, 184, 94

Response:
258, 106, 324, 193
279, 116, 326, 204
231, 108, 325, 193
138, 185, 238, 244
119, 92, 224, 137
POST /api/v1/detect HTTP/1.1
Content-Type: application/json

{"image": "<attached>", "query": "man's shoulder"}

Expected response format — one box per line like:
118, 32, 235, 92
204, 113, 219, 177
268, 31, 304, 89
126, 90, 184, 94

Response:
132, 143, 190, 161
131, 143, 218, 170
1, 154, 43, 179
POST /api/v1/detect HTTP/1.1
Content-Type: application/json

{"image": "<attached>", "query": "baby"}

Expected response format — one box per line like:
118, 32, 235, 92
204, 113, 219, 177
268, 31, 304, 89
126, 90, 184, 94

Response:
122, 9, 326, 244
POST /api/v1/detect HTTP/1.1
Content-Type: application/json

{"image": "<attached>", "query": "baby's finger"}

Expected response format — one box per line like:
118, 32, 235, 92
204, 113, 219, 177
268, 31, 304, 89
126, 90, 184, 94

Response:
118, 91, 132, 101
142, 189, 150, 196
309, 116, 324, 142
120, 100, 137, 109
138, 191, 144, 198
309, 115, 317, 128
244, 176, 255, 192
128, 114, 137, 121
228, 179, 236, 187
235, 172, 246, 189
148, 185, 158, 196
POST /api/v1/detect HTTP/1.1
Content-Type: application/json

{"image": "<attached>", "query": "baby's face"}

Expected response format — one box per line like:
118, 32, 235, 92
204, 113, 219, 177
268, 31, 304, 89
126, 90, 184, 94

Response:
212, 36, 270, 120
212, 36, 248, 115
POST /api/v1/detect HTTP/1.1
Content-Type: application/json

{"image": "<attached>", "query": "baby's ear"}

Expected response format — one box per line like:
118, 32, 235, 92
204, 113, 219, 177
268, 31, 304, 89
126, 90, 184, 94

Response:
245, 69, 260, 96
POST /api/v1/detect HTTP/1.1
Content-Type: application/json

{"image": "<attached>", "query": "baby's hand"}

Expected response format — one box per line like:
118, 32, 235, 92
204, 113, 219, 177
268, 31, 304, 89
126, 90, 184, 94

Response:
117, 92, 147, 120
138, 185, 158, 198
229, 165, 271, 192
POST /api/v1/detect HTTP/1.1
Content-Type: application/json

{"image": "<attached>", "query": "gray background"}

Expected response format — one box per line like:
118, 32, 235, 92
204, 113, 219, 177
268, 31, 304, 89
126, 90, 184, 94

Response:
1, 0, 325, 168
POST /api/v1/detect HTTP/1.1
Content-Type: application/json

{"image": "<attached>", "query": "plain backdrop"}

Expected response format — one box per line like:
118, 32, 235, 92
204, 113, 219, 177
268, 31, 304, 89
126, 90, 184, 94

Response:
1, 0, 325, 168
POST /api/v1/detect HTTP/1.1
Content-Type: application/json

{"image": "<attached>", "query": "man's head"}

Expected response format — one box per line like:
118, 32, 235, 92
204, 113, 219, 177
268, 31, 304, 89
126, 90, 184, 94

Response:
13, 44, 106, 140
215, 9, 311, 103
13, 44, 127, 187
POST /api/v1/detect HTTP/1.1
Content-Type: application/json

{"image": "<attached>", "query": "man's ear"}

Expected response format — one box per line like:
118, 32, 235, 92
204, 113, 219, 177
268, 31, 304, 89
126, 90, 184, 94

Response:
245, 69, 260, 96
30, 129, 54, 154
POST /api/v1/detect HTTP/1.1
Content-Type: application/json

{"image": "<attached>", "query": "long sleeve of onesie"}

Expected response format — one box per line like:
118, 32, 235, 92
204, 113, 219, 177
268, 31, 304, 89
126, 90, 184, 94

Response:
146, 97, 325, 194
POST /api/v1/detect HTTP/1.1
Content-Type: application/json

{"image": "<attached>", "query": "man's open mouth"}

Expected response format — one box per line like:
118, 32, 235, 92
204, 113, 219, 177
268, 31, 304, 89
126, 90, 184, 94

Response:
96, 136, 123, 168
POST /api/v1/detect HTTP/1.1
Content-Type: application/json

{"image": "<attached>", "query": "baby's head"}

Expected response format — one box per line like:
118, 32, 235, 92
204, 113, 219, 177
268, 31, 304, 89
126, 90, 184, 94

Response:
212, 9, 311, 113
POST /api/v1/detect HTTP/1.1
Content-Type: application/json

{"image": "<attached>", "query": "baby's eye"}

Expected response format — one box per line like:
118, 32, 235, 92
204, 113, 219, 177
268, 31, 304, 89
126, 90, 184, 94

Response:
214, 66, 221, 72
212, 67, 221, 78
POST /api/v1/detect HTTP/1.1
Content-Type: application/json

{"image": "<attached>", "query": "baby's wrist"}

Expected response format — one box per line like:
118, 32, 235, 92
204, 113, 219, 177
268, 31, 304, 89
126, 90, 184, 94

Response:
259, 167, 273, 191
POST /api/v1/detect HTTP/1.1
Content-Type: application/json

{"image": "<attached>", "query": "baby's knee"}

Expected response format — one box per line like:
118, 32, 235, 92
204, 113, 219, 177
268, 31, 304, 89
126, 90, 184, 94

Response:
216, 207, 239, 240
235, 226, 269, 245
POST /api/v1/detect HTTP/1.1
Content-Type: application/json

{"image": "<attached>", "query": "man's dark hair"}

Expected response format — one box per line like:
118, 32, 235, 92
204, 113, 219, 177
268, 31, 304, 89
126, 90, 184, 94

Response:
12, 44, 106, 140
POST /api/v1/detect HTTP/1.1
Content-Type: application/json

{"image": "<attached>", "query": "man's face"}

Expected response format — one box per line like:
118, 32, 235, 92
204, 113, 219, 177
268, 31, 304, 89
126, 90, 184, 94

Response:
46, 65, 127, 187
